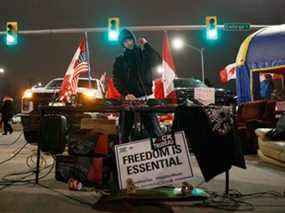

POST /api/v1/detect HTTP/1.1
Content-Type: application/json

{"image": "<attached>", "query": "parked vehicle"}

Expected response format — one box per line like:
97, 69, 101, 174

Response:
21, 78, 104, 143
174, 78, 234, 105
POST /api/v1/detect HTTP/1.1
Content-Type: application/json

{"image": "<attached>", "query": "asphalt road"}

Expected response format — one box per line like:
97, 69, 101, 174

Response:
0, 132, 285, 213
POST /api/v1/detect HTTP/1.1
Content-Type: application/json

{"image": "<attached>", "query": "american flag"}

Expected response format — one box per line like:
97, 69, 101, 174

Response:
60, 38, 89, 102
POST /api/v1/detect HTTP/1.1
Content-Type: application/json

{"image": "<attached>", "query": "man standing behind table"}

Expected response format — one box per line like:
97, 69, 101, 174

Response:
112, 29, 162, 142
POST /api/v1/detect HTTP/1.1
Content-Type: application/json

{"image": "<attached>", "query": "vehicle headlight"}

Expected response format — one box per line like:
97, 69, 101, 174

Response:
23, 90, 33, 99
83, 90, 96, 99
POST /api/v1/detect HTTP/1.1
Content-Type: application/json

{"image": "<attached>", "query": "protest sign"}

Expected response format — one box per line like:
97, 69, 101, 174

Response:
194, 87, 215, 105
115, 131, 193, 190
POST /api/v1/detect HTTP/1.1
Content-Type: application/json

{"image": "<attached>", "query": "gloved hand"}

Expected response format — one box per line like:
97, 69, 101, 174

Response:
138, 37, 148, 48
125, 94, 136, 101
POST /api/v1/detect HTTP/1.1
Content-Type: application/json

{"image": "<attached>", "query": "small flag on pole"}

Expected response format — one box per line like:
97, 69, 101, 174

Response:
162, 32, 176, 99
219, 63, 237, 84
60, 38, 89, 102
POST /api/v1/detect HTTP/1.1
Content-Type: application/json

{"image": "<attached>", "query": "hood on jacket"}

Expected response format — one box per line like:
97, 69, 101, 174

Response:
119, 28, 136, 46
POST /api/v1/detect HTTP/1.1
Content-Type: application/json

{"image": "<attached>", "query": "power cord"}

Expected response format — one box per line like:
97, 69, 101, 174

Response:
196, 188, 285, 211
0, 142, 29, 165
26, 150, 48, 169
0, 159, 55, 191
0, 132, 23, 146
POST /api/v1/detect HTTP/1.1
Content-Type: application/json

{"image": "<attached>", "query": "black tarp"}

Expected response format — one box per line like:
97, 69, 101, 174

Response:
173, 106, 246, 182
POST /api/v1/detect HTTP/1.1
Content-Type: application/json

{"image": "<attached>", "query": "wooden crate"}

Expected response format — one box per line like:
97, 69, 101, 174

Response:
80, 118, 117, 135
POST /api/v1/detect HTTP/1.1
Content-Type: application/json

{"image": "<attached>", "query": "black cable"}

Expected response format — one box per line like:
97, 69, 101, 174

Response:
1, 169, 38, 183
26, 151, 48, 169
205, 192, 255, 211
0, 142, 28, 165
0, 145, 54, 193
0, 154, 55, 184
170, 186, 284, 211
0, 161, 55, 189
195, 188, 285, 212
0, 132, 23, 146
228, 189, 283, 199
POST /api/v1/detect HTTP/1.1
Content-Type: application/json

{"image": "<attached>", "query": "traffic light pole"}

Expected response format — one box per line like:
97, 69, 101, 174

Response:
201, 48, 205, 83
0, 25, 269, 35
184, 43, 206, 83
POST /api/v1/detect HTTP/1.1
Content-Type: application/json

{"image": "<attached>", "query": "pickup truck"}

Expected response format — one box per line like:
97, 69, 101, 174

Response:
21, 78, 104, 143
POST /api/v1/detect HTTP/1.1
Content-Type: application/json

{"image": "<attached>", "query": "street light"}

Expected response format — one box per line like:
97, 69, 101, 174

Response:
171, 37, 206, 83
172, 38, 184, 50
0, 68, 5, 74
156, 65, 164, 74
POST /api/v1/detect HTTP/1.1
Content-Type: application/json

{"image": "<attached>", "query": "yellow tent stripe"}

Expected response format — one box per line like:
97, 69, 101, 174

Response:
236, 31, 259, 66
235, 27, 268, 67
251, 65, 285, 72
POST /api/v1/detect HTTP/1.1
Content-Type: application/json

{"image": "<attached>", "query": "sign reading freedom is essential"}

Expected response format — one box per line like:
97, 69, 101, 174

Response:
115, 131, 193, 190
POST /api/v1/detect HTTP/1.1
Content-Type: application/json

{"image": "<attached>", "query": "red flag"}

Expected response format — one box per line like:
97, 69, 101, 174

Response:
161, 32, 177, 101
154, 78, 165, 99
106, 77, 121, 100
60, 39, 89, 102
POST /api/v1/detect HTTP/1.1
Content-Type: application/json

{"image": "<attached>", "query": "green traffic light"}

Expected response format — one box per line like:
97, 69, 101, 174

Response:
6, 34, 17, 45
6, 23, 18, 46
206, 29, 218, 40
205, 17, 218, 41
108, 30, 119, 41
207, 19, 218, 40
108, 18, 120, 42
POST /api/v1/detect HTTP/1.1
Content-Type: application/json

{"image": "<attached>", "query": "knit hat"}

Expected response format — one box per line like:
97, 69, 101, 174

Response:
119, 28, 136, 46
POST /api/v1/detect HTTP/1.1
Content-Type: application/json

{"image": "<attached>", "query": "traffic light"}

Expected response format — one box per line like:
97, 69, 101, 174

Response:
6, 22, 18, 46
108, 17, 120, 41
205, 16, 218, 40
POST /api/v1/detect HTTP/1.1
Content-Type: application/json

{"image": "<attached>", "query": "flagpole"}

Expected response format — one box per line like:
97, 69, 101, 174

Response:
85, 32, 92, 88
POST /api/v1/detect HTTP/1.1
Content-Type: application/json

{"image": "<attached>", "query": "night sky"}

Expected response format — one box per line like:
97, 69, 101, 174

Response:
1, 0, 285, 103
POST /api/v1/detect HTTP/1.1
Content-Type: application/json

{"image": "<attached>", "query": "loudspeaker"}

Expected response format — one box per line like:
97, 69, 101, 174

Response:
40, 114, 68, 154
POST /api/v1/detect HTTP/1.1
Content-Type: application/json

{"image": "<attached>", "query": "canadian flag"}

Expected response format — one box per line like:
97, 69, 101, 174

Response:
162, 32, 176, 97
219, 63, 237, 84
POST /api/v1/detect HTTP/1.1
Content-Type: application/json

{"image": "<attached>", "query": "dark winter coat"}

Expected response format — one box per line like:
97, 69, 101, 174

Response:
113, 41, 161, 97
0, 100, 14, 121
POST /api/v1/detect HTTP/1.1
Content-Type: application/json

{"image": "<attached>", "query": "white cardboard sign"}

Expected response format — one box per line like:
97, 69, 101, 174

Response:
115, 131, 193, 190
194, 87, 215, 106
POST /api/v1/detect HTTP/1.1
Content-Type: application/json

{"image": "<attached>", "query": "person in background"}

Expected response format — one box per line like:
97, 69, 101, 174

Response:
260, 74, 274, 99
226, 79, 236, 96
0, 96, 14, 135
204, 78, 213, 87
